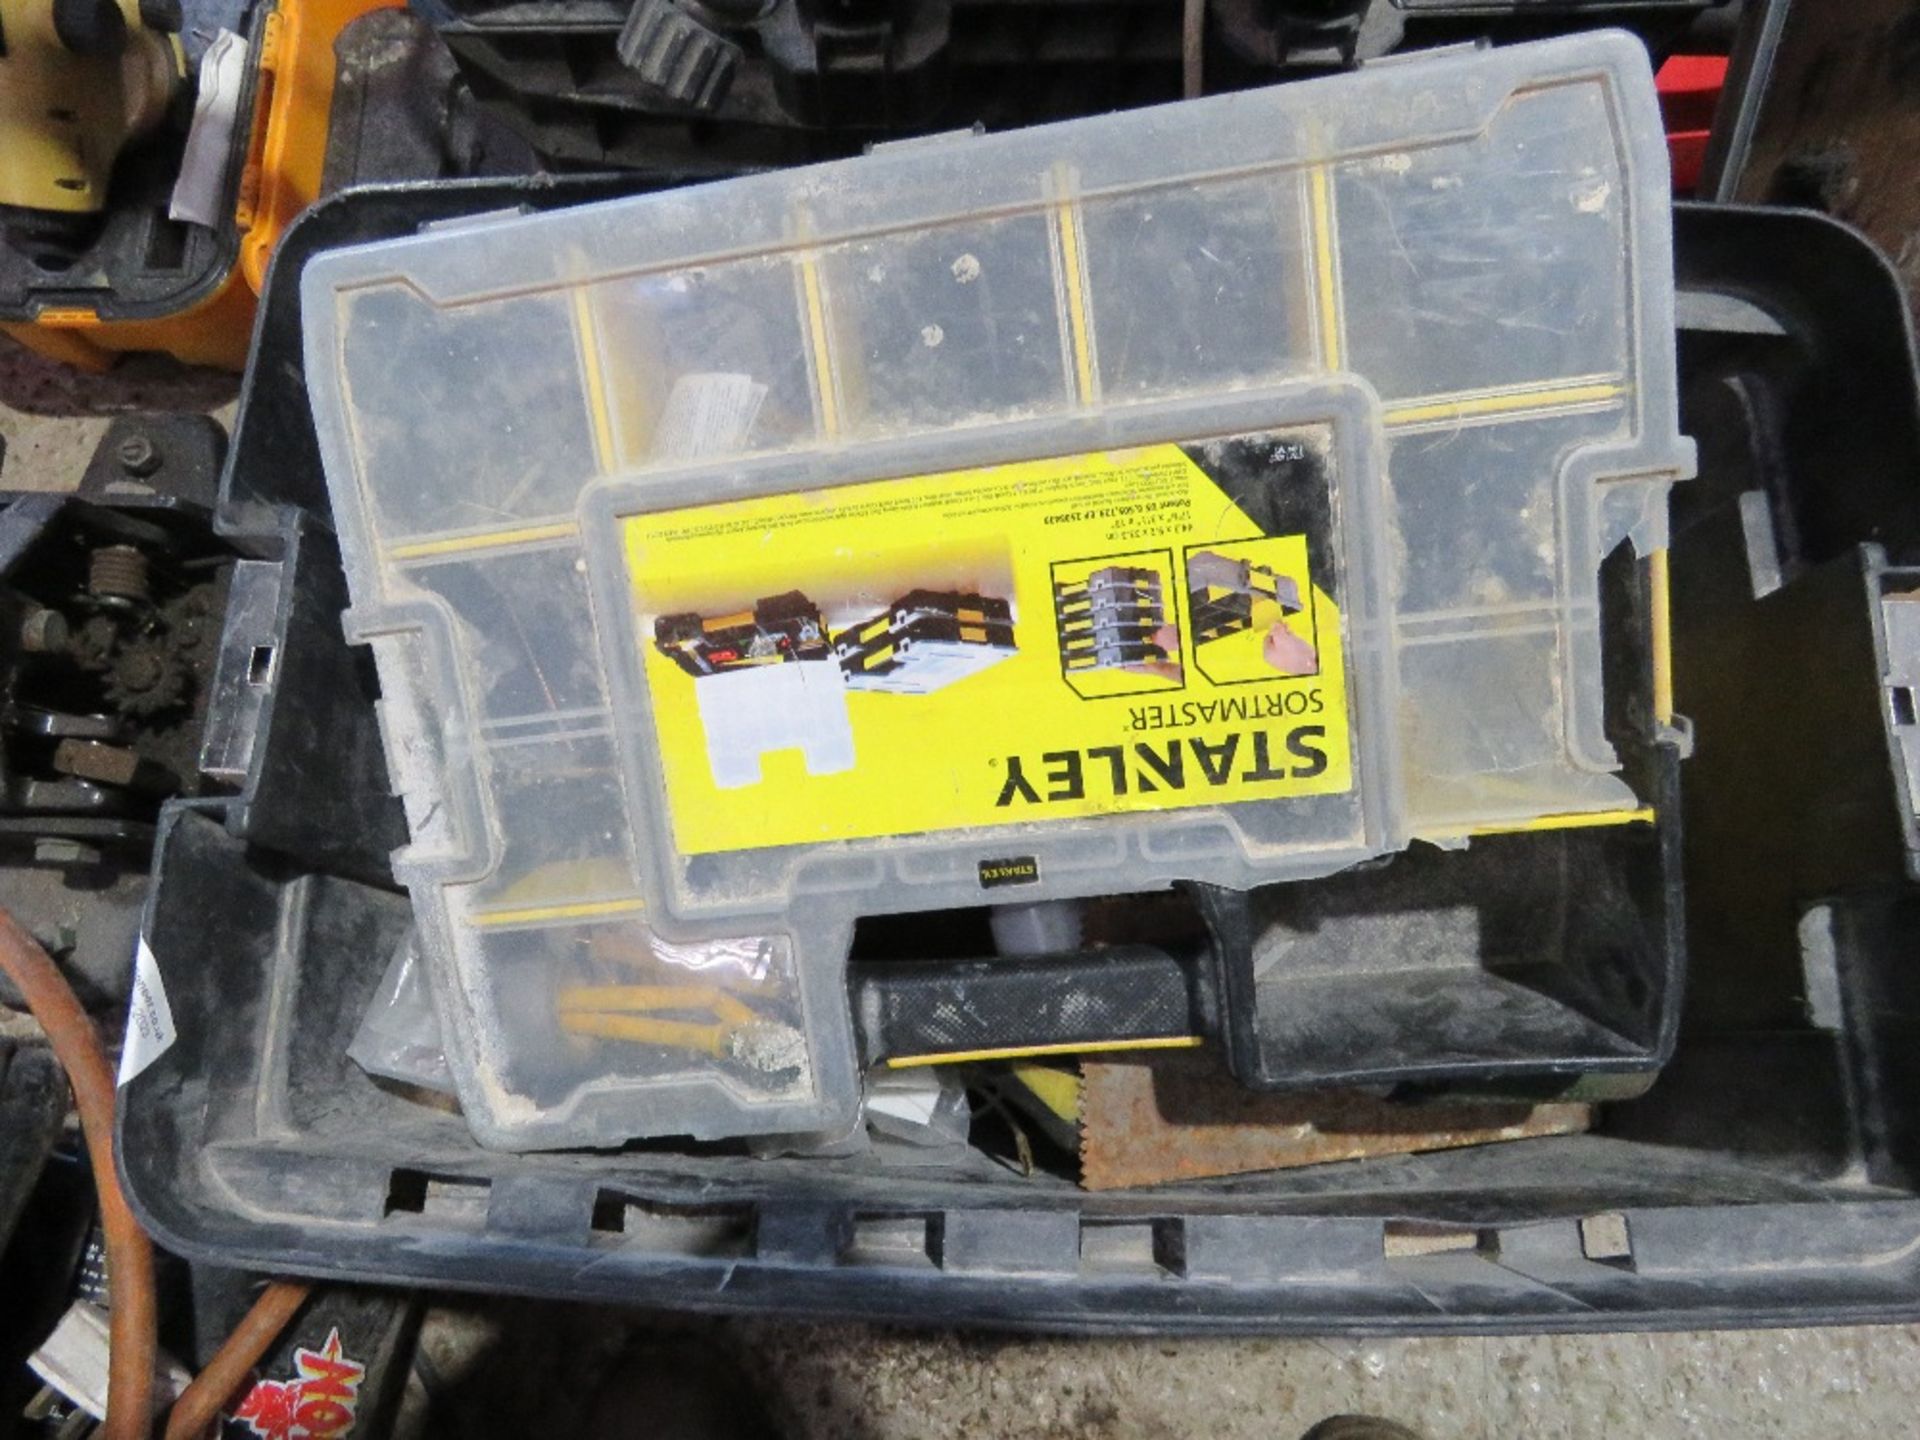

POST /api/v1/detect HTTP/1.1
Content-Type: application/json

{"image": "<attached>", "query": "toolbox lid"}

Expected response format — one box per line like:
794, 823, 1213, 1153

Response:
301, 31, 1693, 1150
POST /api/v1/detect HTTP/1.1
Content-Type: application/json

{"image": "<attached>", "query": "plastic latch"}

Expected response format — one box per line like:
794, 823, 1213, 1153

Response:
231, 12, 280, 232
1659, 713, 1697, 761
1877, 588, 1920, 837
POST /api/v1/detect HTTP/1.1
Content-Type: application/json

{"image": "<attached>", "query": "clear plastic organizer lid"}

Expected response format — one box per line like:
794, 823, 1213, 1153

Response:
304, 32, 1693, 1148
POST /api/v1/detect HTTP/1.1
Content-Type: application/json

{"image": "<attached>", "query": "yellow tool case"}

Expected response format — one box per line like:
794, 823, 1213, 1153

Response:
0, 0, 396, 371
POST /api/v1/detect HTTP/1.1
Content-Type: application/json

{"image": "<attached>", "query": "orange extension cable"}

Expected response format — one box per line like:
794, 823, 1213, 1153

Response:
0, 906, 157, 1440
1, 905, 312, 1439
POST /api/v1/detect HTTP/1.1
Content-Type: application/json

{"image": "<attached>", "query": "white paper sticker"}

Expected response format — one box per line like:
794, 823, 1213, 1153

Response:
654, 373, 768, 460
168, 30, 249, 228
29, 1301, 192, 1420
866, 1068, 942, 1127
117, 938, 177, 1087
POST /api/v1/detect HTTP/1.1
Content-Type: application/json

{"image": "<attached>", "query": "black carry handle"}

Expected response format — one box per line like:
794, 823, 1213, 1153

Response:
849, 941, 1223, 1069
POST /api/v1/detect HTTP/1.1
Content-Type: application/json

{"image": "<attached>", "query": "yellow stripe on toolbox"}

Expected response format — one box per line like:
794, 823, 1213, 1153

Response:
1649, 547, 1674, 726
1309, 164, 1342, 371
1384, 379, 1627, 428
800, 251, 841, 440
1425, 806, 1657, 842
884, 1035, 1205, 1068
388, 521, 579, 561
570, 284, 618, 472
1054, 184, 1098, 405
472, 896, 646, 928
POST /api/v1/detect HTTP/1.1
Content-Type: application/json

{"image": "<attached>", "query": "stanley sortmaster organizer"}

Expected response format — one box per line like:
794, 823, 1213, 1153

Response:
300, 33, 1693, 1149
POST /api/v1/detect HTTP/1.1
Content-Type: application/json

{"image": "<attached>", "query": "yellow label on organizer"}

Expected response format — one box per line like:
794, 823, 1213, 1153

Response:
623, 426, 1353, 856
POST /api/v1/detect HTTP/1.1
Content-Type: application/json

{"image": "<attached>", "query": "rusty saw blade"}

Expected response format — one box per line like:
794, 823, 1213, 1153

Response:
1078, 1051, 1590, 1191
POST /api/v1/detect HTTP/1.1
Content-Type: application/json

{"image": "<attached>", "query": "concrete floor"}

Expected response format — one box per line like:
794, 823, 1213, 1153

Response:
6, 333, 1920, 1437
395, 1302, 1920, 1438
734, 1320, 1920, 1438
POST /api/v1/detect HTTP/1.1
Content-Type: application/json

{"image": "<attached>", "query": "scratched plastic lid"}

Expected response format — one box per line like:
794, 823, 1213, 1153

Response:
302, 31, 1693, 1150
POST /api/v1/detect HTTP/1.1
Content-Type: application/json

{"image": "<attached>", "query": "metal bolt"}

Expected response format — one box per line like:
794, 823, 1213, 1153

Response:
88, 544, 151, 602
116, 433, 160, 476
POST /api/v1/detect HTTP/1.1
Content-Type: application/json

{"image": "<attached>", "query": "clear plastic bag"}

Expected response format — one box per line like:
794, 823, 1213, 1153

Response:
347, 929, 457, 1096
865, 1067, 971, 1149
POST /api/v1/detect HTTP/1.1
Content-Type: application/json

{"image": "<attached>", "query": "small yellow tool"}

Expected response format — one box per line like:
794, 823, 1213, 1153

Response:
558, 983, 808, 1076
0, 0, 186, 256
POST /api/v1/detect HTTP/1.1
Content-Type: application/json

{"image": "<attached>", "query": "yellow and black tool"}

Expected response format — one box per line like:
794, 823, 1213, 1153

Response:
558, 982, 809, 1079
1053, 565, 1171, 672
851, 946, 1210, 1070
0, 0, 186, 259
1185, 548, 1303, 644
1, 0, 404, 370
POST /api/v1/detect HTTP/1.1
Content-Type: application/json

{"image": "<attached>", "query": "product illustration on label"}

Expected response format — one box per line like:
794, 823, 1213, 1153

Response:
1183, 538, 1319, 685
624, 426, 1354, 854
1052, 554, 1184, 697
654, 587, 1017, 788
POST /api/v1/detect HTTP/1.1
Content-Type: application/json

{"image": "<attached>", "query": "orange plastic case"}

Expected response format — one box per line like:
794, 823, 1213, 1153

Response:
0, 0, 400, 372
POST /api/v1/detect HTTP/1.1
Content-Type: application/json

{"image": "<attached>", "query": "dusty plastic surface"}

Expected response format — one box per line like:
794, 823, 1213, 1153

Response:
301, 32, 1692, 1149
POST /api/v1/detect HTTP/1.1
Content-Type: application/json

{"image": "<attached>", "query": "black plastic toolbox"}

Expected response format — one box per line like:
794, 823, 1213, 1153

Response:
114, 183, 1920, 1333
